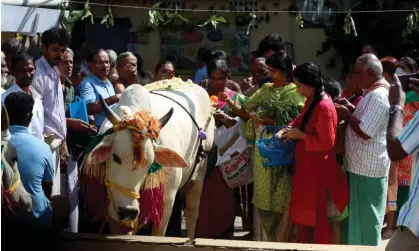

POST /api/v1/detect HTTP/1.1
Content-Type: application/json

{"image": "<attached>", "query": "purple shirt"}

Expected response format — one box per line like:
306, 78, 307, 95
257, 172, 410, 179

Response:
31, 56, 67, 140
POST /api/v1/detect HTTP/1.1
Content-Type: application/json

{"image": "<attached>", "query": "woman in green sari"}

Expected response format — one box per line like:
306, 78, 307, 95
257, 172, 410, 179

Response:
220, 52, 305, 242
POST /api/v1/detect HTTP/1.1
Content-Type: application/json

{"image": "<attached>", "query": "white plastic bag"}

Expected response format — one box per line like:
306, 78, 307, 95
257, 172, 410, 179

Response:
214, 118, 253, 188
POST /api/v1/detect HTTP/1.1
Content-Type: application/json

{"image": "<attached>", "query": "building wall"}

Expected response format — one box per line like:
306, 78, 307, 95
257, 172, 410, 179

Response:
90, 0, 344, 80
1, 1, 345, 81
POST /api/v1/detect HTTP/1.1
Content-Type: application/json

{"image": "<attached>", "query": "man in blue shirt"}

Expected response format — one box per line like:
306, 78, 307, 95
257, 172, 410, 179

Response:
4, 92, 54, 228
79, 49, 121, 127
193, 47, 212, 84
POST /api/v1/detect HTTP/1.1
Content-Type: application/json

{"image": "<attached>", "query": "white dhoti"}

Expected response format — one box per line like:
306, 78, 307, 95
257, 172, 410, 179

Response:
67, 156, 79, 233
51, 145, 62, 196
46, 135, 79, 232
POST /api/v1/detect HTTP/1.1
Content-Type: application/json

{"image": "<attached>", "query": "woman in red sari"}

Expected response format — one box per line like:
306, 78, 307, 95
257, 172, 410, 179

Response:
276, 62, 349, 244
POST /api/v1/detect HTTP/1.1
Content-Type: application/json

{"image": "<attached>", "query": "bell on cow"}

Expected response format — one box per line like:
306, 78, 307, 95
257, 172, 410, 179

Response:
99, 95, 121, 125
159, 107, 174, 128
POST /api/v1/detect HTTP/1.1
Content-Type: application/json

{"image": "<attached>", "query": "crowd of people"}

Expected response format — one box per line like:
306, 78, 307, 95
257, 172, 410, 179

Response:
1, 27, 419, 251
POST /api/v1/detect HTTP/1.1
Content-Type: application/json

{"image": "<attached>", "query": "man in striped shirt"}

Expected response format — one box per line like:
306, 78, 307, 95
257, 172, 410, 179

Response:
386, 76, 419, 251
336, 54, 391, 246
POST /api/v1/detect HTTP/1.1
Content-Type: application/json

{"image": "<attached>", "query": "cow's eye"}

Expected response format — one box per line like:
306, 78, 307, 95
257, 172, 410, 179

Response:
112, 154, 122, 164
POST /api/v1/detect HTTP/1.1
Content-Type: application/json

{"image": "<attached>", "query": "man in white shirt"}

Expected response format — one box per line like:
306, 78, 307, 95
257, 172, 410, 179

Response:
335, 53, 391, 246
31, 27, 71, 197
386, 76, 419, 251
1, 51, 44, 140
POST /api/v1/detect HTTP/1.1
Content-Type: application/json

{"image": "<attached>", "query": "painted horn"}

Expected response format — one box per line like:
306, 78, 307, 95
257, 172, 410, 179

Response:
99, 95, 121, 125
159, 107, 174, 128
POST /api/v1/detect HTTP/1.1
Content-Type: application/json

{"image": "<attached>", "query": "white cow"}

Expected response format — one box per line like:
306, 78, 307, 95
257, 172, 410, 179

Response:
85, 82, 215, 238
1, 105, 32, 215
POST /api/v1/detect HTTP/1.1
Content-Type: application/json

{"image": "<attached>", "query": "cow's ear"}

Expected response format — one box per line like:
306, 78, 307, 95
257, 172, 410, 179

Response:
153, 145, 187, 168
87, 134, 115, 164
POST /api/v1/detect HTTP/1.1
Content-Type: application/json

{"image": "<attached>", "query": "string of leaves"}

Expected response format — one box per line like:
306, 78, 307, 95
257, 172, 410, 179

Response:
405, 9, 419, 34
198, 15, 227, 30
343, 10, 357, 37
295, 13, 304, 28
101, 0, 115, 28
58, 0, 415, 41
149, 2, 189, 27
60, 0, 94, 32
246, 13, 257, 35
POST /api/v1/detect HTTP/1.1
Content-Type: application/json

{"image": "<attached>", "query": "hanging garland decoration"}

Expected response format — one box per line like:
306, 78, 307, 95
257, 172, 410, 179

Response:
343, 10, 357, 37
101, 0, 115, 28
60, 0, 94, 32
247, 13, 257, 35
198, 15, 227, 30
295, 13, 304, 28
148, 2, 189, 27
163, 7, 189, 25
405, 8, 419, 34
62, 0, 416, 37
149, 2, 165, 28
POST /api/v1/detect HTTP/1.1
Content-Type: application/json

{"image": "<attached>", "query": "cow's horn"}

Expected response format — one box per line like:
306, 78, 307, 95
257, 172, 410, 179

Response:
99, 95, 121, 125
159, 107, 174, 128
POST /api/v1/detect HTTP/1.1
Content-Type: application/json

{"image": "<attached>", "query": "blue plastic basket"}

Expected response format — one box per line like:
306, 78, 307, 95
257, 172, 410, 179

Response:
68, 96, 89, 123
257, 126, 296, 167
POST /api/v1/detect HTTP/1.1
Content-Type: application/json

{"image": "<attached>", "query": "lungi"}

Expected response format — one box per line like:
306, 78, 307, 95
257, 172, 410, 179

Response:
347, 172, 387, 246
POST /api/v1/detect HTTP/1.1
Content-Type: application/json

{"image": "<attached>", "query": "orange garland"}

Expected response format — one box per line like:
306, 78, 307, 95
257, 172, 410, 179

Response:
113, 111, 161, 169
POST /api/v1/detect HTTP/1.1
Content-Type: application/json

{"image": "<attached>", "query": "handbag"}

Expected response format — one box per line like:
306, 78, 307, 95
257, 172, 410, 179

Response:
257, 126, 295, 168
68, 96, 89, 123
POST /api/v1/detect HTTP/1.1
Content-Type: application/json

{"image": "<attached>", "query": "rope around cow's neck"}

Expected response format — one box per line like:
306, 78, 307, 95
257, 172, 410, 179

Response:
6, 173, 21, 195
105, 160, 141, 200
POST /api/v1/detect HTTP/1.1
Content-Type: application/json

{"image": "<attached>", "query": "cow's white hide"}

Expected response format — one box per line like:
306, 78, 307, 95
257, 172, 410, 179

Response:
91, 84, 214, 238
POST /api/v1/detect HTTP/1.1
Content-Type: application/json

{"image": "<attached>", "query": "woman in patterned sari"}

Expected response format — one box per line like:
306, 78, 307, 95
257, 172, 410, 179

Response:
220, 52, 305, 242
195, 59, 248, 239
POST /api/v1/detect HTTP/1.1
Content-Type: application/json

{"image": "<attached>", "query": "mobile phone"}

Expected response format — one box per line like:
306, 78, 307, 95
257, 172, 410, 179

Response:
398, 73, 419, 92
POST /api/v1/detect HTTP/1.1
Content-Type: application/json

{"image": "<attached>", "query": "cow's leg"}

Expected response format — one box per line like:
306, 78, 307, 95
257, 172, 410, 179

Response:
166, 192, 182, 237
152, 189, 177, 236
184, 159, 207, 239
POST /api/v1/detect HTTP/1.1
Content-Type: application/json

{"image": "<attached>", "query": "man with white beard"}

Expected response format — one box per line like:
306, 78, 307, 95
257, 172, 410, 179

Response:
1, 38, 24, 90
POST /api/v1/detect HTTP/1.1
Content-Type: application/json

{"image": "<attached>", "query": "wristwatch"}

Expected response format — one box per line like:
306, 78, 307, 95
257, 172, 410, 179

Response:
389, 104, 404, 115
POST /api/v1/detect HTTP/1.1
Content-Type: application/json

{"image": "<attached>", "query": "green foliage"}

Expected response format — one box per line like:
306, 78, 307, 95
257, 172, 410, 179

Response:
259, 98, 300, 126
198, 15, 227, 30
405, 9, 419, 34
149, 2, 189, 27
295, 13, 304, 28
60, 0, 94, 32
101, 5, 115, 28
343, 10, 357, 37
317, 0, 419, 77
247, 13, 257, 35
149, 2, 165, 28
